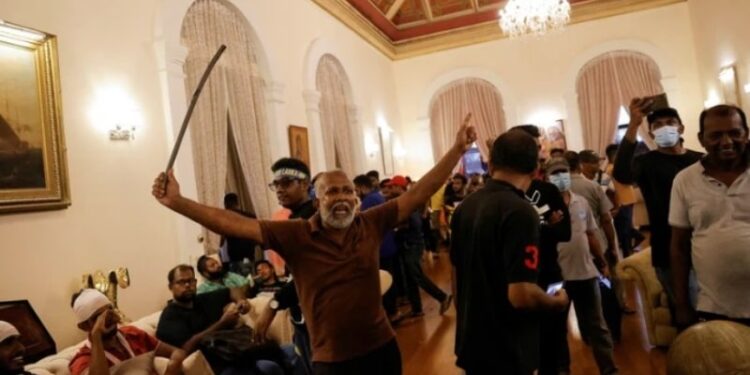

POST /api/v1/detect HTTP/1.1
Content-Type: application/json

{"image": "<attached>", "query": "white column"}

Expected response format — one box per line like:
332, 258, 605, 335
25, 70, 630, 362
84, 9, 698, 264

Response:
303, 90, 327, 174
264, 80, 288, 162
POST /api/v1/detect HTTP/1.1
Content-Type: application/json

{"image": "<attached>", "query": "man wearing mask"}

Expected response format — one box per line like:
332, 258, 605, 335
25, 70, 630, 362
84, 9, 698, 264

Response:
670, 105, 750, 328
546, 158, 618, 375
513, 125, 572, 375
0, 322, 31, 375
613, 99, 702, 307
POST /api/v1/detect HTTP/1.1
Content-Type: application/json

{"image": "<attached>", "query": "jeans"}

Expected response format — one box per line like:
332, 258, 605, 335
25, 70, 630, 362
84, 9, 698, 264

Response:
613, 205, 634, 258
400, 244, 447, 313
313, 339, 401, 375
538, 308, 570, 375
293, 324, 313, 375
565, 278, 618, 375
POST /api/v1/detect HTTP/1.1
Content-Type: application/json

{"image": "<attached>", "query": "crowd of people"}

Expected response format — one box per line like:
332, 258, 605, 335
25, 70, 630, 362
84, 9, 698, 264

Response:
1, 100, 747, 375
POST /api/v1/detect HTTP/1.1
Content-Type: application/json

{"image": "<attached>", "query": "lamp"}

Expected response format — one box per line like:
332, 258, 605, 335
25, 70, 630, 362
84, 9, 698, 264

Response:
364, 133, 380, 158
499, 0, 571, 38
88, 86, 142, 141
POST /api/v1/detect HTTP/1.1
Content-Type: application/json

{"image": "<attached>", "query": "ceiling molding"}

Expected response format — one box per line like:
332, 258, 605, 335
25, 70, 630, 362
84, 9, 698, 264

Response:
313, 0, 686, 61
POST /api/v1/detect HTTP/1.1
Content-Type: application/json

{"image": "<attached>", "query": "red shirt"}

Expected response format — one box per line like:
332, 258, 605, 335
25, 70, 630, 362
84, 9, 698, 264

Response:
69, 326, 159, 375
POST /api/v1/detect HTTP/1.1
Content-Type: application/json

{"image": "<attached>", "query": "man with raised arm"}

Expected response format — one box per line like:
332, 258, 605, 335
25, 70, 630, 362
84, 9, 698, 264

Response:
153, 116, 477, 375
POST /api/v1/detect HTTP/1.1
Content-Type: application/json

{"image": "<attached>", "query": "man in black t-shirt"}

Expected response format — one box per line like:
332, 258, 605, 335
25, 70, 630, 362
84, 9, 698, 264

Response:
250, 260, 287, 297
450, 131, 569, 375
612, 99, 702, 307
223, 193, 260, 276
514, 125, 573, 375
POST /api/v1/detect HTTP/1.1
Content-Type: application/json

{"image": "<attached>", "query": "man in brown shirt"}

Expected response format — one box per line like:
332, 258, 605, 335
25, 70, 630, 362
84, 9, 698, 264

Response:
152, 116, 476, 374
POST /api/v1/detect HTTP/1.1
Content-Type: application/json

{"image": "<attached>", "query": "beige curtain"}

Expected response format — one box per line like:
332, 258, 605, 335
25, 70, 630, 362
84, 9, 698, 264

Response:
316, 55, 356, 176
577, 50, 663, 153
429, 78, 506, 162
181, 0, 274, 251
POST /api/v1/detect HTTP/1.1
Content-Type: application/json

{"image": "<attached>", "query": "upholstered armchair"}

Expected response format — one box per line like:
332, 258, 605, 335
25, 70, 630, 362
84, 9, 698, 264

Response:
617, 247, 677, 347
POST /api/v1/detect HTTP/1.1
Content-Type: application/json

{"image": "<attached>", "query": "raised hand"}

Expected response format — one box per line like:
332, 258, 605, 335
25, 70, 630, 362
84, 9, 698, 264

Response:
628, 97, 654, 128
453, 113, 477, 154
91, 309, 110, 340
152, 169, 181, 208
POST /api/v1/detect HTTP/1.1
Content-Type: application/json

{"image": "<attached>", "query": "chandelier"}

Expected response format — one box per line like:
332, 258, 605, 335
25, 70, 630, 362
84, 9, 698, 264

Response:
499, 0, 571, 38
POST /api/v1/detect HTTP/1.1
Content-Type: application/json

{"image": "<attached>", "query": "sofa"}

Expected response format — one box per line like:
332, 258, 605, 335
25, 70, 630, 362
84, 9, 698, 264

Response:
616, 247, 677, 347
25, 296, 292, 374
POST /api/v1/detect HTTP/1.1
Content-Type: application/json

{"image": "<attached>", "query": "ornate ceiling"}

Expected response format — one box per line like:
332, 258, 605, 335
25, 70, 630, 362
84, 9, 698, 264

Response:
313, 0, 685, 59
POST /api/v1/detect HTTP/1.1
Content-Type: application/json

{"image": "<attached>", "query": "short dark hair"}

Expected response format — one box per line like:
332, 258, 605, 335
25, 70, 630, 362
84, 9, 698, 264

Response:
490, 131, 539, 174
699, 104, 749, 135
196, 256, 212, 277
168, 264, 194, 284
452, 173, 467, 184
564, 151, 581, 171
647, 108, 682, 128
271, 158, 310, 180
514, 124, 541, 138
366, 170, 380, 180
353, 174, 373, 189
579, 150, 600, 164
224, 193, 239, 208
255, 260, 273, 271
379, 178, 391, 188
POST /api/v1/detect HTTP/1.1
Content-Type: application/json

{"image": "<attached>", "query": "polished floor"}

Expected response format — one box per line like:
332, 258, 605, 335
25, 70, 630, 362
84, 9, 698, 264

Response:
393, 250, 667, 375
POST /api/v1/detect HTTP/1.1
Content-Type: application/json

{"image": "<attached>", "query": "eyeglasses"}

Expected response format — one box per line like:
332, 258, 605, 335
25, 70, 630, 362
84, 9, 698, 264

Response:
172, 278, 197, 287
268, 178, 300, 191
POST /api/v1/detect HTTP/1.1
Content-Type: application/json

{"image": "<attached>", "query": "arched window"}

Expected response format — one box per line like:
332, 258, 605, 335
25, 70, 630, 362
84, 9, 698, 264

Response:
316, 54, 357, 176
182, 0, 275, 251
429, 78, 506, 162
576, 50, 663, 152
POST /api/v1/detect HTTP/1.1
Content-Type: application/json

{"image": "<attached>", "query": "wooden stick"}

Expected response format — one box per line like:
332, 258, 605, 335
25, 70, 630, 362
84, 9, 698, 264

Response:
165, 44, 227, 173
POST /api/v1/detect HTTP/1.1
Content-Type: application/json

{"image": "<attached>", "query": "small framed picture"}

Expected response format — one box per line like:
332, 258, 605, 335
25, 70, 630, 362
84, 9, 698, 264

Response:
288, 125, 311, 169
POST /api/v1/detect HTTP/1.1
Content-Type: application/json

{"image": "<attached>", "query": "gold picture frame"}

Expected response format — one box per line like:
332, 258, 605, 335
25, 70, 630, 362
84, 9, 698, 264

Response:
0, 21, 69, 214
288, 125, 311, 169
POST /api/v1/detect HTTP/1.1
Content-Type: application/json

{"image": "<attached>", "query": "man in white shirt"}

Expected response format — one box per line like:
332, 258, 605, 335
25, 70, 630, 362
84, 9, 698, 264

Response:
545, 158, 618, 375
670, 104, 750, 328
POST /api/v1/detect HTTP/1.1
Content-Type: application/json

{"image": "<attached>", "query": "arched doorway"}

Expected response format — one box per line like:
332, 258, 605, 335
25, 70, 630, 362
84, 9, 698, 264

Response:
315, 54, 358, 176
181, 0, 275, 251
576, 50, 663, 152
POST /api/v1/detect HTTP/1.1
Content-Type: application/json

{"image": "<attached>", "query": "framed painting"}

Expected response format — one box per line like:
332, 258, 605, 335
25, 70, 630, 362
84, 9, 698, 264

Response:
0, 21, 69, 214
0, 300, 56, 364
288, 125, 311, 169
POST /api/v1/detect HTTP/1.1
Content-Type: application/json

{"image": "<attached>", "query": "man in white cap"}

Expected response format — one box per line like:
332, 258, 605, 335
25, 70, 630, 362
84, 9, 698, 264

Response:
0, 321, 29, 375
69, 289, 186, 375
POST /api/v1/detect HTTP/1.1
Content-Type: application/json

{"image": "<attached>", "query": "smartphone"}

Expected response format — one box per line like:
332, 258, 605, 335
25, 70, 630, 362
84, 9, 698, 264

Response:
546, 282, 564, 295
647, 93, 669, 112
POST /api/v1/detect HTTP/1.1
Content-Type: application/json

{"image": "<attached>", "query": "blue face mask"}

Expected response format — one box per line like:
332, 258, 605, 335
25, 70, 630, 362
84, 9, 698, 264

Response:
549, 172, 571, 192
653, 125, 680, 148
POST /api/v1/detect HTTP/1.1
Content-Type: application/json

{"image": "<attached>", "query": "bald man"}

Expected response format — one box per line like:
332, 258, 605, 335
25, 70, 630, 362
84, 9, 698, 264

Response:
153, 117, 476, 375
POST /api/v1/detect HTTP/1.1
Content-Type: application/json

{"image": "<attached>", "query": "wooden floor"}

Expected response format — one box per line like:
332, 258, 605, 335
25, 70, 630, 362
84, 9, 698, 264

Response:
394, 251, 667, 375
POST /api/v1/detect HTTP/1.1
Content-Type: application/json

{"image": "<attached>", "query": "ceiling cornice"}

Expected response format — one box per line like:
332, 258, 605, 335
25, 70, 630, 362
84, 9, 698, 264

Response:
313, 0, 686, 61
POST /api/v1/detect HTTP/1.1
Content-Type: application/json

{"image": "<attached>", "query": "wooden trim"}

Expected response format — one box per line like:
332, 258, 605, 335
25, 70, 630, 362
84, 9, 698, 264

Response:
314, 0, 686, 60
386, 0, 407, 20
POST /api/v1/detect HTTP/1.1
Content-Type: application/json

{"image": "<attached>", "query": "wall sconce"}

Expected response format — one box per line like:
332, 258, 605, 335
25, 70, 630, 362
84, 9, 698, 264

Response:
364, 133, 380, 157
744, 83, 750, 94
110, 124, 135, 141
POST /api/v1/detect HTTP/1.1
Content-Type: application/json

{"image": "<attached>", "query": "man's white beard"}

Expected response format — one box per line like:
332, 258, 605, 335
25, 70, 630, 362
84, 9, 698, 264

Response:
321, 201, 356, 229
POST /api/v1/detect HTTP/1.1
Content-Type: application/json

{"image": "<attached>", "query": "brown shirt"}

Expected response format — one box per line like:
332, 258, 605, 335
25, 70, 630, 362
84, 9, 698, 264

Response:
259, 200, 398, 363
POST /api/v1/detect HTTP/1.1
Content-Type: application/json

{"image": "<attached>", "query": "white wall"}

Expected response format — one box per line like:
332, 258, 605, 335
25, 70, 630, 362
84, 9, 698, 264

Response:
687, 0, 750, 115
0, 0, 181, 348
0, 0, 403, 348
393, 2, 705, 176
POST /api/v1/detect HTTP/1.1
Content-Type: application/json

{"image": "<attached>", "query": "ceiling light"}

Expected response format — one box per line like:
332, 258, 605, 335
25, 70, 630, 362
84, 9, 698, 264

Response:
499, 0, 571, 38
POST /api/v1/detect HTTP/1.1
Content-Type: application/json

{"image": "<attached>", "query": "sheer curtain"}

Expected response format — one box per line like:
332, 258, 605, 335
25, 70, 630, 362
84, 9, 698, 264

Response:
181, 0, 274, 251
577, 51, 663, 153
429, 78, 506, 162
316, 55, 356, 176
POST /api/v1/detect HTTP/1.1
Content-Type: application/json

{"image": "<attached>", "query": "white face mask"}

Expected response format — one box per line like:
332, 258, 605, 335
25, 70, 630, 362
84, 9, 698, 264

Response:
548, 172, 571, 192
653, 125, 680, 148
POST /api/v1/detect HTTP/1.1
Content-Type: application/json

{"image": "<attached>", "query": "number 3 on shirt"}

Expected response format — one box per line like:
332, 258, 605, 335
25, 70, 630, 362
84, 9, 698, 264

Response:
524, 245, 539, 270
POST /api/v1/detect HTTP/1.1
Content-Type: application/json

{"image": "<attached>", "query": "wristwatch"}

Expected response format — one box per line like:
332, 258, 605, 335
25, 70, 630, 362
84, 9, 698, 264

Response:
269, 299, 280, 311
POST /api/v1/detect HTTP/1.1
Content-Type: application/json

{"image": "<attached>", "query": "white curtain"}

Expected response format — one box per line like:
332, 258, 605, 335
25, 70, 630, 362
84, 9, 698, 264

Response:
577, 50, 663, 153
429, 78, 506, 162
316, 54, 356, 176
181, 0, 275, 251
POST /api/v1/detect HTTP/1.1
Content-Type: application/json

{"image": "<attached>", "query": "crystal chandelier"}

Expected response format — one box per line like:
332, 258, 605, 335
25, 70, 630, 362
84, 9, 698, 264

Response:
499, 0, 571, 38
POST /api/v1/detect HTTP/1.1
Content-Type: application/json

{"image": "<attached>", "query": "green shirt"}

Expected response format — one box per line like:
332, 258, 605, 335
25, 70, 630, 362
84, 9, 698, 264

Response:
197, 272, 249, 294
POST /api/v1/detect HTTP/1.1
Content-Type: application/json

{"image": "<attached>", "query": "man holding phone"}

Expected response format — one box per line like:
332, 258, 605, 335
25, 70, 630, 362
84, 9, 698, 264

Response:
612, 97, 702, 310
